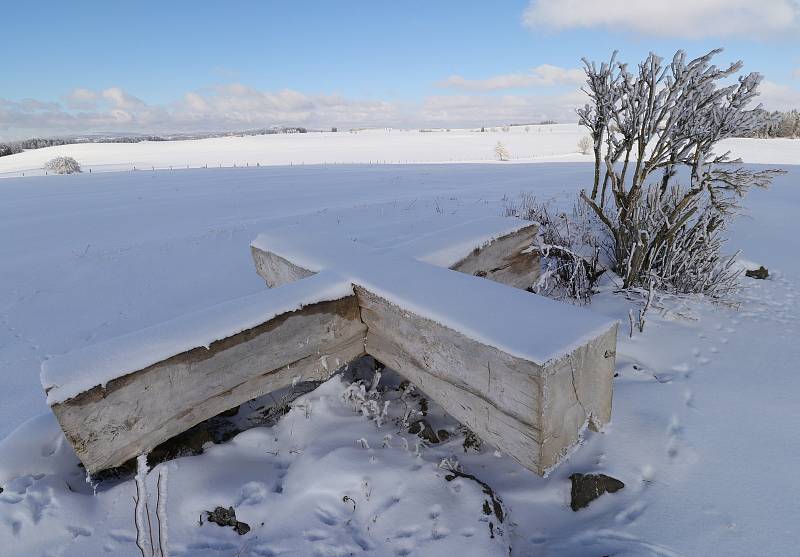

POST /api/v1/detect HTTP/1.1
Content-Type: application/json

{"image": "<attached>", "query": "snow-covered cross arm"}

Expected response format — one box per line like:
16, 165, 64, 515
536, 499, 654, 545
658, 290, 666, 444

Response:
40, 217, 617, 476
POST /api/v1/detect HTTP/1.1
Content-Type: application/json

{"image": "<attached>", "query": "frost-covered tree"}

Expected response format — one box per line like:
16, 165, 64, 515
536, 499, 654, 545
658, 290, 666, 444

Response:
577, 48, 783, 294
777, 110, 799, 138
744, 109, 799, 138
577, 136, 592, 155
44, 156, 81, 174
494, 141, 510, 161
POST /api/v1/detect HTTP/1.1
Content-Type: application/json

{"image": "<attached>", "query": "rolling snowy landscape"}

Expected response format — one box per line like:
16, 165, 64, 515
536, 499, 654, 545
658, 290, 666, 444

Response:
4, 1, 800, 555
2, 124, 799, 178
0, 128, 798, 556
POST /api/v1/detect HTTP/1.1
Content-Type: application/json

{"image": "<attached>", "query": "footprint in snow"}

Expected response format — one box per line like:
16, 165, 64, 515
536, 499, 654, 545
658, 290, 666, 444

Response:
394, 540, 416, 556
666, 437, 680, 459
314, 504, 339, 526
671, 363, 692, 379
66, 525, 92, 538
304, 529, 328, 542
394, 525, 420, 539
431, 526, 449, 540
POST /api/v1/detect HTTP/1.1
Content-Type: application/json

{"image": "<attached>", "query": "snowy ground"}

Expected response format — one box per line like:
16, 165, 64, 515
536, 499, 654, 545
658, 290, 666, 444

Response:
2, 124, 798, 178
1, 154, 798, 555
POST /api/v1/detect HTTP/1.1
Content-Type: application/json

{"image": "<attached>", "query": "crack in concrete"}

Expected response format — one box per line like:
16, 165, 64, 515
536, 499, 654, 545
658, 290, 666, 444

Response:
568, 355, 588, 417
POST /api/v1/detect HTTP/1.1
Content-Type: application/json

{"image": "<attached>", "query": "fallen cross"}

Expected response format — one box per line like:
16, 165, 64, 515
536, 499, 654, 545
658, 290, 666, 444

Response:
41, 217, 617, 476
250, 225, 618, 475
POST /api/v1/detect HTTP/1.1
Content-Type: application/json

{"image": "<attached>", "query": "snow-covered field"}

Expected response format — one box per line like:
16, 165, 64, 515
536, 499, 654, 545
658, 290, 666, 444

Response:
0, 135, 798, 556
2, 124, 798, 178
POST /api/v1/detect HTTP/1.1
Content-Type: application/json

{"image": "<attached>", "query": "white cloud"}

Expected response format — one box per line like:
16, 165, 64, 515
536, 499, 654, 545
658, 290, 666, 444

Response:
64, 88, 98, 109
169, 84, 400, 129
419, 91, 586, 126
523, 0, 800, 38
757, 80, 800, 111
2, 75, 796, 141
0, 85, 405, 140
793, 68, 800, 79
438, 64, 585, 91
101, 87, 145, 109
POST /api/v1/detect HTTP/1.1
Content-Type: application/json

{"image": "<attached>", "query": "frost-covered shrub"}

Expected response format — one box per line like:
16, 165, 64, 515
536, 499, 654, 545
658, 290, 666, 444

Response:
503, 193, 604, 304
577, 48, 783, 296
342, 370, 390, 427
44, 156, 81, 174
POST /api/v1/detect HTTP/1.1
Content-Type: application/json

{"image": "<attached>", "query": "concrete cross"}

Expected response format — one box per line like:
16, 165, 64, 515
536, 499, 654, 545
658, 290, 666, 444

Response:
43, 217, 617, 475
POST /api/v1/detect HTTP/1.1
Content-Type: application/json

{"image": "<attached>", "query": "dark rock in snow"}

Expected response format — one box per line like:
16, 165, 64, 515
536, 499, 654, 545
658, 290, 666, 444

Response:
234, 521, 251, 535
745, 266, 769, 279
408, 419, 440, 443
205, 506, 251, 535
568, 473, 625, 511
444, 467, 506, 539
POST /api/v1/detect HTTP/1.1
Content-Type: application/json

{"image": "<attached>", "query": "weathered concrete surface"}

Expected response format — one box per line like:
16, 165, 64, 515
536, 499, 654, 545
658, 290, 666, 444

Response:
356, 285, 617, 474
539, 325, 617, 470
51, 296, 366, 474
449, 223, 539, 289
252, 248, 317, 289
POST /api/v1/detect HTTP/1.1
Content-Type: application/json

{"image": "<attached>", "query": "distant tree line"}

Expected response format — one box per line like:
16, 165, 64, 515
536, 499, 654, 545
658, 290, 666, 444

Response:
0, 136, 166, 157
738, 109, 800, 138
0, 126, 308, 158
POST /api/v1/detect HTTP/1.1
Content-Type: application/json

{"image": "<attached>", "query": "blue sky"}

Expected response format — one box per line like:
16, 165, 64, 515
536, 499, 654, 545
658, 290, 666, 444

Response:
1, 0, 798, 139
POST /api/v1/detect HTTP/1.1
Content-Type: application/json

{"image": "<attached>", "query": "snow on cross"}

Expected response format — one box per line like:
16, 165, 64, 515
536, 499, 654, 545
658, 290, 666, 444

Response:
41, 216, 617, 476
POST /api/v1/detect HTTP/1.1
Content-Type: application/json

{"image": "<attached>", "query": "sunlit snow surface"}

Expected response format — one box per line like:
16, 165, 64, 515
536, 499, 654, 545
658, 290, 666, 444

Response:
0, 158, 798, 556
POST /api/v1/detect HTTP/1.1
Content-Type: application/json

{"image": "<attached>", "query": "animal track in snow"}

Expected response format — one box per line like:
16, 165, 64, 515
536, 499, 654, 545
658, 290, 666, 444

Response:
0, 474, 56, 526
684, 390, 697, 410
394, 525, 420, 538
65, 525, 92, 538
430, 525, 449, 540
303, 529, 328, 542
314, 504, 339, 526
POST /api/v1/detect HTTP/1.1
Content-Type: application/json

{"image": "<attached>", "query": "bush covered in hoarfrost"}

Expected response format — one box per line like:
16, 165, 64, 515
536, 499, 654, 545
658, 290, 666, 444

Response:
494, 141, 510, 161
44, 156, 81, 175
577, 48, 782, 297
